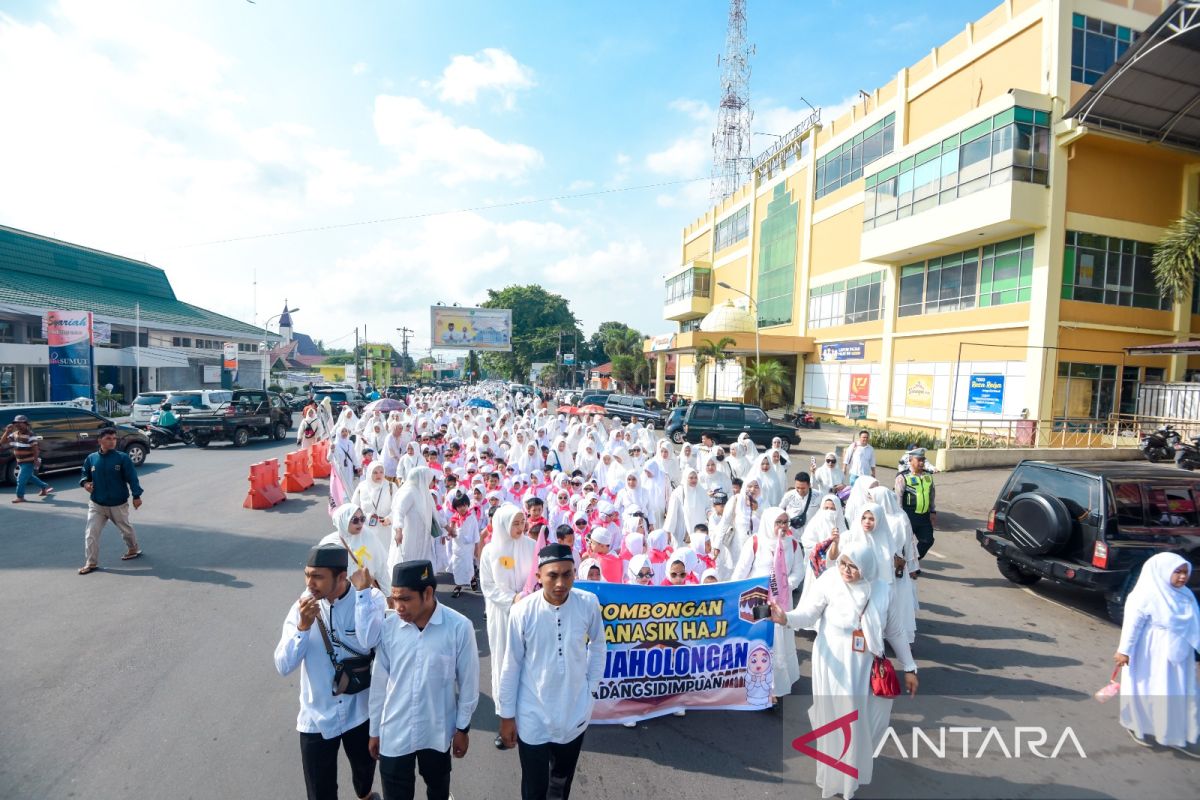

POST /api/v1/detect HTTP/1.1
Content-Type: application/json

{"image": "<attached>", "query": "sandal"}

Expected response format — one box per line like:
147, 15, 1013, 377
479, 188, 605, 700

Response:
78, 565, 98, 575
39, 487, 54, 497
121, 550, 143, 561
12, 498, 27, 504
451, 586, 463, 598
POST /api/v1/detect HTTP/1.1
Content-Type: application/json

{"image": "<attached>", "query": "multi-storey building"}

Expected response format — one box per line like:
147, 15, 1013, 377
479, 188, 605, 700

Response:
651, 0, 1200, 434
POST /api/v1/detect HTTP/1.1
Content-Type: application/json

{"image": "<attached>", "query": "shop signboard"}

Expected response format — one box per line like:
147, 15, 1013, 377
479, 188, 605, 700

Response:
967, 374, 1005, 414
819, 341, 865, 362
46, 310, 94, 402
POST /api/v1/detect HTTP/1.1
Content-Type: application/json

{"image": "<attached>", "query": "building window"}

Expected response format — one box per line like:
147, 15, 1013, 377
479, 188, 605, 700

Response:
679, 318, 702, 333
808, 271, 884, 328
815, 113, 895, 199
864, 107, 1049, 229
172, 337, 192, 348
0, 365, 14, 403
1056, 362, 1117, 420
714, 207, 750, 251
0, 321, 13, 343
980, 235, 1035, 306
1063, 231, 1167, 310
756, 183, 798, 327
27, 324, 46, 344
898, 235, 1033, 317
1071, 14, 1136, 85
665, 267, 712, 305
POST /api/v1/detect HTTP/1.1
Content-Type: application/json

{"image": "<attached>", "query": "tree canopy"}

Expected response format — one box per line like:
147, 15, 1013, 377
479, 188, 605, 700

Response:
479, 285, 583, 382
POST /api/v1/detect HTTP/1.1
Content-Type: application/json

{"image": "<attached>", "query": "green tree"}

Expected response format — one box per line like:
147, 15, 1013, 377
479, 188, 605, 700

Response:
693, 336, 735, 400
743, 359, 790, 408
1152, 209, 1200, 303
587, 321, 641, 364
610, 353, 652, 391
479, 285, 582, 382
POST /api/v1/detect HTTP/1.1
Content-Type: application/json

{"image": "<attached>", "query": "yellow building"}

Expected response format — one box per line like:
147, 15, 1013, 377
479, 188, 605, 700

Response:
651, 0, 1200, 436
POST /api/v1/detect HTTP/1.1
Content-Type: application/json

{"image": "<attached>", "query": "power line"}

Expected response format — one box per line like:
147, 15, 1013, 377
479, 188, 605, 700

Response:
168, 176, 709, 250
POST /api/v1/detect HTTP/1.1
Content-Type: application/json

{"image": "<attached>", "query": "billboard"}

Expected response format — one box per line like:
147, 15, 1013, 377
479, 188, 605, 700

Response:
968, 374, 1005, 414
819, 340, 865, 362
430, 306, 512, 351
46, 310, 94, 402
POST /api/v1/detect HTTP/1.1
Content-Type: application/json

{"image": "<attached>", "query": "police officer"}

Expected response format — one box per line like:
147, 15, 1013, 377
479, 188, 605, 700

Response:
894, 447, 936, 559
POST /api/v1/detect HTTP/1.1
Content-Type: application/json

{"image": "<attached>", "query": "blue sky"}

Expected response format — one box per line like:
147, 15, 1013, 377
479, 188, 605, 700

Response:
0, 0, 998, 356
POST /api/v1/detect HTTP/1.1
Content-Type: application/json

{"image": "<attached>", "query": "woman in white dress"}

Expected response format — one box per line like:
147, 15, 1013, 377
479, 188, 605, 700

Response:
651, 440, 680, 487
1115, 552, 1200, 753
329, 426, 362, 497
387, 465, 437, 571
320, 502, 391, 594
698, 453, 732, 498
478, 503, 537, 743
640, 461, 671, 527
812, 451, 847, 498
351, 461, 395, 530
870, 486, 920, 643
663, 468, 711, 547
746, 453, 783, 508
772, 537, 919, 799
731, 505, 805, 698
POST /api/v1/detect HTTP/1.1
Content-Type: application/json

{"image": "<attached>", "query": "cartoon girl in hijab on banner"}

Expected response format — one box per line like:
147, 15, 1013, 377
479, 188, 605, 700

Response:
745, 644, 773, 707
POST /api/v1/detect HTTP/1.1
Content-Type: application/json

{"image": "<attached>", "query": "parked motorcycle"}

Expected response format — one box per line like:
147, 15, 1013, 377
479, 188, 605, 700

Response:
784, 405, 821, 429
1175, 436, 1200, 471
1140, 424, 1180, 462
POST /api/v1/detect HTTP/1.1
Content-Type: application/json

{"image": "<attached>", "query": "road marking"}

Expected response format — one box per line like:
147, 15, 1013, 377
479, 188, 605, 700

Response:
928, 549, 946, 559
1019, 586, 1099, 621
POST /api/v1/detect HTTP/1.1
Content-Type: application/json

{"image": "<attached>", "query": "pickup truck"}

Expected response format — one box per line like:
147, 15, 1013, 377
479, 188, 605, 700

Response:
180, 390, 293, 447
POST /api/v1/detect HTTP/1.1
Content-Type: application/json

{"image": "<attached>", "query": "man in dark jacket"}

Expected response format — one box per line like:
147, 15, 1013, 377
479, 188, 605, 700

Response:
78, 427, 144, 574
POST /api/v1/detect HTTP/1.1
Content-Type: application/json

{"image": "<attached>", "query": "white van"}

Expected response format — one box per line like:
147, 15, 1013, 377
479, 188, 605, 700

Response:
130, 392, 169, 426
164, 389, 234, 416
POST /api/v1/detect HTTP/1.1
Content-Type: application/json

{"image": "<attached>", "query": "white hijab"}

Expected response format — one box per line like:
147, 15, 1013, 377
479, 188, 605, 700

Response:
1126, 552, 1199, 663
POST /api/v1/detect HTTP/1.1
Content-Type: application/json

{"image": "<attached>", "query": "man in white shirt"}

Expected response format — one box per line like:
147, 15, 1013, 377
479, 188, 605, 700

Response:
842, 429, 876, 478
353, 560, 479, 800
498, 544, 605, 800
779, 471, 817, 534
274, 544, 378, 800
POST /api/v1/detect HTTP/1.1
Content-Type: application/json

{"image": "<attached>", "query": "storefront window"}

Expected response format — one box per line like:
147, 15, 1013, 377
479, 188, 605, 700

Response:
1055, 362, 1117, 420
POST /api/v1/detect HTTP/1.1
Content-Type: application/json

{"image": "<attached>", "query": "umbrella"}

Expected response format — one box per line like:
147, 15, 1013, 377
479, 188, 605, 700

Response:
466, 397, 496, 409
577, 404, 607, 415
363, 398, 405, 414
557, 405, 578, 415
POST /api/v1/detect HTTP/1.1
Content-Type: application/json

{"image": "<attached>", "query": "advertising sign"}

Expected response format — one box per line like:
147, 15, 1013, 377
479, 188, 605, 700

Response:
848, 373, 870, 403
904, 374, 934, 409
967, 374, 1005, 414
650, 333, 676, 352
430, 306, 512, 351
819, 341, 865, 362
46, 310, 94, 402
579, 578, 774, 724
846, 403, 869, 420
202, 365, 221, 384
222, 342, 239, 389
563, 353, 575, 365
92, 321, 111, 345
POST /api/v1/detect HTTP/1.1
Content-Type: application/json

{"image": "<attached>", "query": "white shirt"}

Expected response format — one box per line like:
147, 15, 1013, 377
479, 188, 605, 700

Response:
273, 586, 371, 739
497, 588, 606, 745
780, 489, 816, 522
844, 442, 876, 477
355, 593, 480, 757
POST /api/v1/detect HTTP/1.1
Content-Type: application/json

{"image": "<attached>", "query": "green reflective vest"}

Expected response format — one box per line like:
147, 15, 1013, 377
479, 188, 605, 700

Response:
902, 473, 933, 515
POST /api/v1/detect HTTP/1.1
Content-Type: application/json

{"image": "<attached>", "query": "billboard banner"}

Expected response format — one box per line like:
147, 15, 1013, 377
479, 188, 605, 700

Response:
848, 373, 870, 403
222, 342, 239, 389
46, 310, 94, 402
430, 306, 512, 351
819, 341, 865, 362
905, 374, 934, 408
967, 374, 1005, 414
578, 577, 775, 725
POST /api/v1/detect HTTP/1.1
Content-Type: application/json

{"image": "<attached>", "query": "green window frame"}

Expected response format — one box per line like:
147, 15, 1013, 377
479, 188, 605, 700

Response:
898, 235, 1034, 317
756, 183, 798, 327
807, 271, 884, 328
1071, 14, 1137, 86
815, 113, 896, 199
1062, 231, 1167, 310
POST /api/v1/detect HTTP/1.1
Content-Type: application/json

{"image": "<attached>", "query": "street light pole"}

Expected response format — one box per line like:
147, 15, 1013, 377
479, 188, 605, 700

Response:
717, 280, 760, 370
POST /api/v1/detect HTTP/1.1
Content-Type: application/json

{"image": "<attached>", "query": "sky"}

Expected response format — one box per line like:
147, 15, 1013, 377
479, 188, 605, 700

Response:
0, 0, 1000, 357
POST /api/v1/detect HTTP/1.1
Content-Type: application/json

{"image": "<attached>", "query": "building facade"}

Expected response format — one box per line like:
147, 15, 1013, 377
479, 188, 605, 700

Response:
654, 0, 1200, 434
0, 225, 275, 404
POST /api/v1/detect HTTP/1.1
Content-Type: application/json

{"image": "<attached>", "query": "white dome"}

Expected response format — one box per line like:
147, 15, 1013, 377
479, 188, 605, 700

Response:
700, 300, 755, 333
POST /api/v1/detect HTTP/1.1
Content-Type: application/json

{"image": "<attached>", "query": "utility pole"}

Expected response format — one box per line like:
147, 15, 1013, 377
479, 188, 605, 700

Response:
396, 327, 413, 380
354, 327, 360, 388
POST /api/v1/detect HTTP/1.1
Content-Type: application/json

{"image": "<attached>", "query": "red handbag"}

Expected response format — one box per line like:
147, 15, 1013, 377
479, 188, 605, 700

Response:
871, 654, 901, 698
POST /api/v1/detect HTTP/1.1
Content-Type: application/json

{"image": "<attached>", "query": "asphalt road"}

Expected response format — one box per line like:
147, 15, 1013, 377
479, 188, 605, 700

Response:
1, 430, 1196, 800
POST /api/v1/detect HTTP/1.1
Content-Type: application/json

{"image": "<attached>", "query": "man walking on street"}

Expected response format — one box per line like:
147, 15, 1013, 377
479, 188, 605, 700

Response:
3, 414, 53, 503
353, 560, 479, 800
895, 447, 936, 559
842, 429, 876, 479
498, 544, 605, 800
78, 427, 143, 574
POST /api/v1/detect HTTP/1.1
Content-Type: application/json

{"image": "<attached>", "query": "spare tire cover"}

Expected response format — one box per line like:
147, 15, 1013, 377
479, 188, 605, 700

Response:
1006, 491, 1073, 556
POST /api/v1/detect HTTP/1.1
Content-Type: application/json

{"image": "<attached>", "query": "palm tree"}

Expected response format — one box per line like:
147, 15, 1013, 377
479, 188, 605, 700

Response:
743, 358, 789, 408
694, 337, 736, 400
1152, 208, 1200, 302
603, 327, 644, 359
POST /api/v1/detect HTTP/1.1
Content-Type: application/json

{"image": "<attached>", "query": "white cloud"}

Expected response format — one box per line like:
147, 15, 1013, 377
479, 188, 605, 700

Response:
373, 95, 542, 185
669, 98, 712, 122
352, 61, 369, 76
645, 136, 709, 179
435, 48, 535, 108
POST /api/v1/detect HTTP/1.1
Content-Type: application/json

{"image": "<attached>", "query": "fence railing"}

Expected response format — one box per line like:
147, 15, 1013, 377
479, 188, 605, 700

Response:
946, 416, 1147, 450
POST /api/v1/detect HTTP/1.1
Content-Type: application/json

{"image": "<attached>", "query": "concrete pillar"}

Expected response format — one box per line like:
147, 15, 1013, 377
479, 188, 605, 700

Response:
655, 353, 667, 402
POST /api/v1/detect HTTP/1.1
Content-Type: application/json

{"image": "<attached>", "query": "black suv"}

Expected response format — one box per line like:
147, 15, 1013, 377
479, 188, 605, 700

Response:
977, 460, 1200, 623
681, 401, 798, 449
0, 406, 150, 484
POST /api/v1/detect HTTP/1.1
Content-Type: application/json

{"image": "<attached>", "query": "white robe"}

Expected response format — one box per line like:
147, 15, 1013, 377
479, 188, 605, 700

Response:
479, 506, 537, 699
448, 513, 480, 586
387, 467, 437, 571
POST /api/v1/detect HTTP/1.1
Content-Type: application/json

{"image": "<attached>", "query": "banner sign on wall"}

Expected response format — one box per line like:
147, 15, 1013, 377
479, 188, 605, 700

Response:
848, 373, 871, 403
92, 321, 111, 345
819, 341, 865, 362
905, 374, 934, 409
430, 306, 512, 351
578, 578, 775, 724
46, 310, 94, 402
967, 374, 1005, 414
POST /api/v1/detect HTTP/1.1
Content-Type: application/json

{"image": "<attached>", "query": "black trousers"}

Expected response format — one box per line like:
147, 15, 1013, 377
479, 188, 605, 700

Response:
517, 733, 585, 800
299, 719, 376, 800
379, 748, 452, 800
909, 513, 935, 559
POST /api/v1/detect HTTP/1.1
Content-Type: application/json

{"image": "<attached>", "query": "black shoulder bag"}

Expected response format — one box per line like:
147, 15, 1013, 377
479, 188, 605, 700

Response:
315, 607, 374, 696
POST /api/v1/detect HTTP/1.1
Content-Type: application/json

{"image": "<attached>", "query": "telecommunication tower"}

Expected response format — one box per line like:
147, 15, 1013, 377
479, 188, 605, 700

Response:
710, 0, 754, 203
